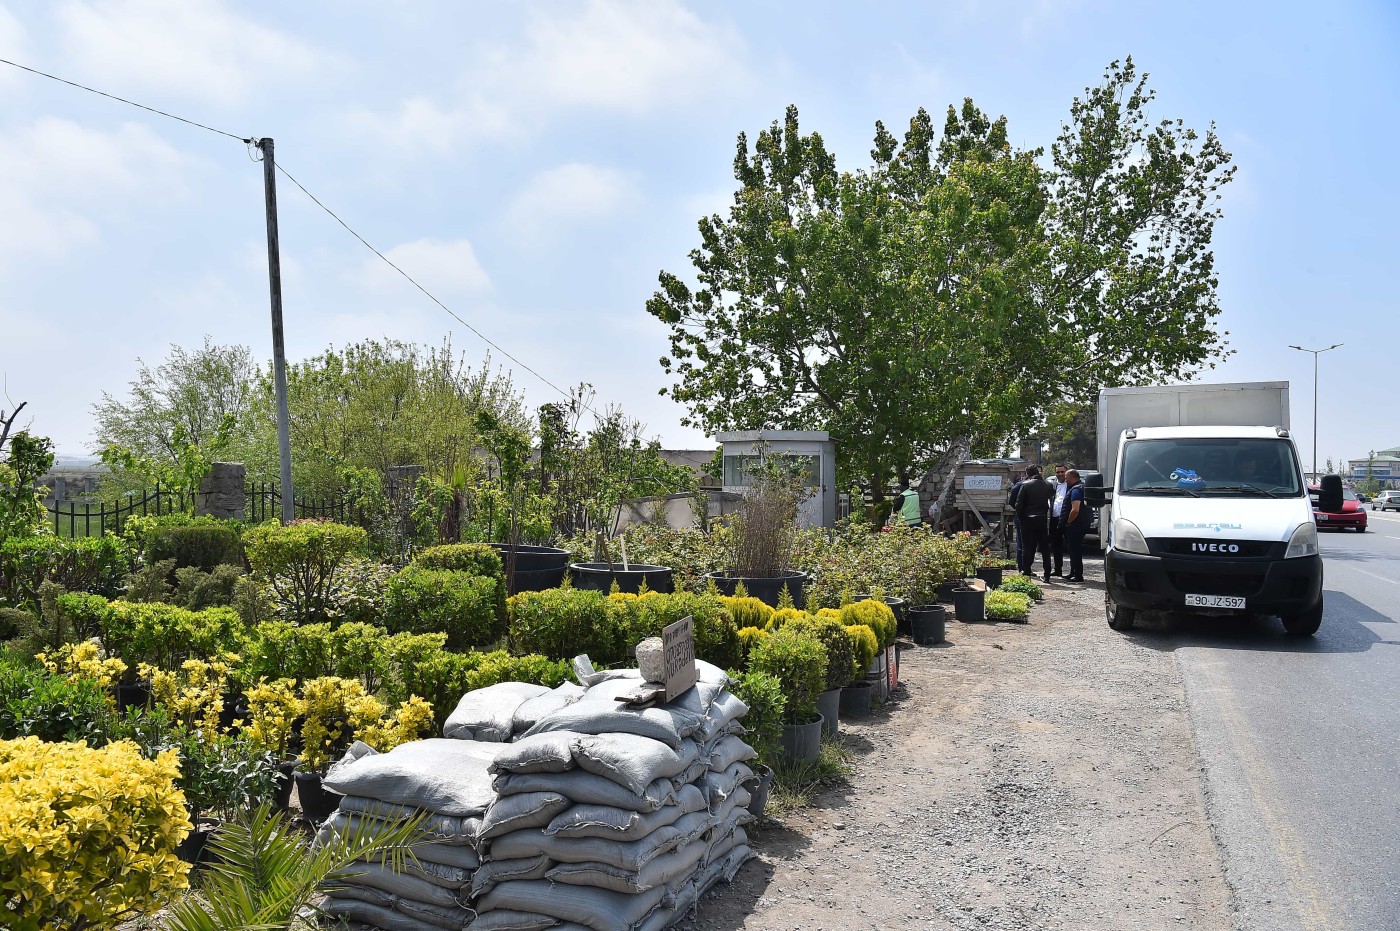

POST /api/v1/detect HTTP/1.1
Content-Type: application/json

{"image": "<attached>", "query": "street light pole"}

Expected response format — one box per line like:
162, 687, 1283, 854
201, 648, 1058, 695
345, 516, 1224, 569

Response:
1288, 343, 1343, 482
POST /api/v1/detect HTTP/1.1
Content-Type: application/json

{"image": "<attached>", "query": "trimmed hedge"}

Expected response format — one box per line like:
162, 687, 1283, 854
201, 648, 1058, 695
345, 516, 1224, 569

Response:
749, 627, 826, 723
131, 514, 244, 571
413, 543, 507, 626
241, 520, 368, 624
509, 588, 621, 664
0, 535, 130, 609
384, 567, 504, 651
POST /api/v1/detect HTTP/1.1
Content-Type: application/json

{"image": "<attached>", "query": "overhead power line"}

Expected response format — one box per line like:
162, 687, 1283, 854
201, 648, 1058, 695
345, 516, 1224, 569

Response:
0, 56, 589, 415
0, 57, 250, 141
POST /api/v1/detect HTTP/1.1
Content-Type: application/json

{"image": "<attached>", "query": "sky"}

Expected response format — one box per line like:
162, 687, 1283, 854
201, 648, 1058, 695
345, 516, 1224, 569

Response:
1, 0, 1397, 471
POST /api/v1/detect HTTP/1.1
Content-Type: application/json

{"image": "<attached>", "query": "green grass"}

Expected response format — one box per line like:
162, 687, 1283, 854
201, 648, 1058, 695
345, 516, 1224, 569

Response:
769, 737, 854, 814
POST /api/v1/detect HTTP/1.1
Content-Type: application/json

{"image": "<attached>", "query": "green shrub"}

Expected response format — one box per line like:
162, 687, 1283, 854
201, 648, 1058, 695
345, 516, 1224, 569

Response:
173, 563, 245, 610
237, 620, 393, 692
839, 599, 898, 650
241, 520, 368, 624
385, 567, 504, 651
785, 615, 860, 690
749, 627, 826, 724
845, 624, 880, 672
0, 655, 113, 743
986, 590, 1032, 621
413, 543, 507, 626
0, 607, 33, 643
143, 518, 244, 570
0, 534, 130, 610
509, 588, 621, 663
721, 596, 774, 630
624, 592, 741, 670
380, 647, 569, 730
736, 626, 769, 668
728, 669, 785, 767
798, 525, 983, 608
125, 558, 176, 604
997, 575, 1044, 601
99, 601, 244, 679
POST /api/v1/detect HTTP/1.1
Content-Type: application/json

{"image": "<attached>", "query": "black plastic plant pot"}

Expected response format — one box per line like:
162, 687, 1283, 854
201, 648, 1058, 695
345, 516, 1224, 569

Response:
909, 604, 947, 645
273, 759, 298, 812
491, 543, 571, 573
974, 566, 1004, 589
294, 772, 343, 825
706, 571, 808, 609
855, 594, 909, 634
935, 581, 961, 604
569, 562, 675, 595
778, 713, 823, 764
492, 544, 571, 594
953, 587, 986, 623
839, 680, 873, 717
117, 680, 152, 711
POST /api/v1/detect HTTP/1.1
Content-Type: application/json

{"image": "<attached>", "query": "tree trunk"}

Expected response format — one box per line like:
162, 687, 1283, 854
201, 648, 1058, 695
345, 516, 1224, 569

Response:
935, 436, 974, 527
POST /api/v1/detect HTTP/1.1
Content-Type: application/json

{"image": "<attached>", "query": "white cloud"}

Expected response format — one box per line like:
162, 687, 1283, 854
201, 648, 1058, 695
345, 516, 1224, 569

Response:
0, 117, 192, 268
58, 0, 337, 105
505, 163, 637, 241
0, 7, 31, 88
346, 0, 748, 154
360, 238, 493, 296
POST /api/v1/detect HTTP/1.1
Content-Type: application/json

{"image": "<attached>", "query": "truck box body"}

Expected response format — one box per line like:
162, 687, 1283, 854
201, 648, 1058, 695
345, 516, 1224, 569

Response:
1098, 381, 1323, 635
1097, 382, 1290, 490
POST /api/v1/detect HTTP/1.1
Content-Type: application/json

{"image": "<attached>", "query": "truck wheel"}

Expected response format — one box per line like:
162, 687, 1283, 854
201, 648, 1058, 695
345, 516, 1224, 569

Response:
1106, 597, 1137, 631
1280, 599, 1323, 637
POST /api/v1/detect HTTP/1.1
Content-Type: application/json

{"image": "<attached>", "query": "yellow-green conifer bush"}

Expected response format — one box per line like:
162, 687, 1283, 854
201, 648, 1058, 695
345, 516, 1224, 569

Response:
0, 736, 191, 930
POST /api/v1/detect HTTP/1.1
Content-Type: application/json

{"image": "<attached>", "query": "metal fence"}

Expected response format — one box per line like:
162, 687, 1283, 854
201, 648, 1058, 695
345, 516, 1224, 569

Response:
43, 486, 207, 537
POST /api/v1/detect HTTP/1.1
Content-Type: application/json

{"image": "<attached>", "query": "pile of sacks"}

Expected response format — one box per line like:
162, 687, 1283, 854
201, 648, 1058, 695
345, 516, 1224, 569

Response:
316, 659, 759, 931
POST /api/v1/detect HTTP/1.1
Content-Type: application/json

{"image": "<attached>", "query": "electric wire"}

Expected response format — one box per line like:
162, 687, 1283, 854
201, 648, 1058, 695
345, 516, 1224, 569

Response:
0, 57, 250, 142
0, 55, 593, 413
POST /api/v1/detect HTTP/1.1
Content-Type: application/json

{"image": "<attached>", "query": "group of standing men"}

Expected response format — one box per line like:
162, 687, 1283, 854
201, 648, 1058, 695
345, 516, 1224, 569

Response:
1009, 464, 1092, 583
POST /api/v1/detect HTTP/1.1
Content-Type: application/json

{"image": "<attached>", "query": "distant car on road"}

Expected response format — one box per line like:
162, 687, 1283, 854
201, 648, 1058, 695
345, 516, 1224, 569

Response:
1376, 490, 1400, 512
1309, 485, 1368, 532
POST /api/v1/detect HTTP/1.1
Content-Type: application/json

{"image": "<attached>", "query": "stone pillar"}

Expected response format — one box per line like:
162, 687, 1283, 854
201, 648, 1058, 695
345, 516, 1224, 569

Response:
387, 465, 425, 497
197, 462, 247, 520
50, 477, 67, 503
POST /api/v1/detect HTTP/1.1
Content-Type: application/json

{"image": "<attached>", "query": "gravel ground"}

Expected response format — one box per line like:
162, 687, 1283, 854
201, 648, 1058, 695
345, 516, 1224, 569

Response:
678, 556, 1236, 931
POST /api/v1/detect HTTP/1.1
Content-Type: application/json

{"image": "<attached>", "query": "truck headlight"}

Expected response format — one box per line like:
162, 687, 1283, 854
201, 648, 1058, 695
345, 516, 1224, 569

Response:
1112, 518, 1149, 555
1285, 522, 1319, 558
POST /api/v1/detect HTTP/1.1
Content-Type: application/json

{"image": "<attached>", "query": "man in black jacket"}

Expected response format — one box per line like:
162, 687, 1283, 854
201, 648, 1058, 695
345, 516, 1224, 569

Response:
1015, 465, 1054, 581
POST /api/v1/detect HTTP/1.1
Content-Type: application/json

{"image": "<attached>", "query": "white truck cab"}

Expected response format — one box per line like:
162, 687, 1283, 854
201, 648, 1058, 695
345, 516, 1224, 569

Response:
1099, 388, 1324, 636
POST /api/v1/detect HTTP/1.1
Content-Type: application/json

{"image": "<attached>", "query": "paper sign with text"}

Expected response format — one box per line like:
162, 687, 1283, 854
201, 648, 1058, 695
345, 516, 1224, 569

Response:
963, 474, 1003, 491
662, 615, 697, 700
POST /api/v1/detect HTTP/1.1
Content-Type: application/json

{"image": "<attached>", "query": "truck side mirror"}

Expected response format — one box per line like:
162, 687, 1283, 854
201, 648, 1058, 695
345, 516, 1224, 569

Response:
1318, 474, 1343, 513
1081, 472, 1110, 508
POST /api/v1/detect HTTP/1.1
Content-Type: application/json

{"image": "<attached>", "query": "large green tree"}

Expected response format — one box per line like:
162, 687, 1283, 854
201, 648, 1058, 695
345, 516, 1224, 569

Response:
648, 59, 1234, 503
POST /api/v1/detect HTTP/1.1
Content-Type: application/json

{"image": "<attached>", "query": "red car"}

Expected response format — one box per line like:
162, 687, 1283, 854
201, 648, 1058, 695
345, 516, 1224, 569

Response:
1309, 485, 1368, 532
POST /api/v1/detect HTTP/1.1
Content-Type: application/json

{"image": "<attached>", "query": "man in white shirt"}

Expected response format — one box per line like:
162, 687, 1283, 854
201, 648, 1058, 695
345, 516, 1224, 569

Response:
1048, 464, 1069, 578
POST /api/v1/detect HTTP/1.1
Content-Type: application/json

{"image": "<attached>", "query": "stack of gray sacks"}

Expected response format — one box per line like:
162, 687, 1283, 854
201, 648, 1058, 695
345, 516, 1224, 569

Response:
316, 659, 758, 931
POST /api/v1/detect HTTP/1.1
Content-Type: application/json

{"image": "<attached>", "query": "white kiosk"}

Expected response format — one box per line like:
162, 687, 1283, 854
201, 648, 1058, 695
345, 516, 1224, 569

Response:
717, 430, 837, 529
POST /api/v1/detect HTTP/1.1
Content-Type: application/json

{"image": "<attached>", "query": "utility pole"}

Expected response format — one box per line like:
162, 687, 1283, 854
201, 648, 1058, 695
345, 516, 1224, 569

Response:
258, 137, 294, 524
1288, 342, 1342, 483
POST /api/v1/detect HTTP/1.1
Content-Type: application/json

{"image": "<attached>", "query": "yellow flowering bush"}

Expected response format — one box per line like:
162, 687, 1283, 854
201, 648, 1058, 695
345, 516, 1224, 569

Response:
299, 676, 382, 774
37, 639, 127, 691
0, 736, 191, 930
356, 695, 435, 753
141, 652, 238, 741
245, 677, 303, 760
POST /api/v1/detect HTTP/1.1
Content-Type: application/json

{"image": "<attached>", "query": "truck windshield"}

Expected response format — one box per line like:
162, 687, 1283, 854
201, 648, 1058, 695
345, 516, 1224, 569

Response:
1119, 438, 1303, 497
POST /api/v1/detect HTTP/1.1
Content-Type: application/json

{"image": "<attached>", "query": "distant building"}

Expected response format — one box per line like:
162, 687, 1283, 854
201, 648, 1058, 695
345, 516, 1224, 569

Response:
1347, 445, 1400, 488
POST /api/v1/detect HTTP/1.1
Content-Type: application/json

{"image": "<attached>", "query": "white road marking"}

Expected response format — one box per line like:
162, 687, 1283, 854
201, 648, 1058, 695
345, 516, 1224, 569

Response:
1336, 564, 1398, 585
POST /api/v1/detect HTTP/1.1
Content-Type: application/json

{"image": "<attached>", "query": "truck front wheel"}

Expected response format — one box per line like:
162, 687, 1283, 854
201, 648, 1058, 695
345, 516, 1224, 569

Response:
1106, 597, 1137, 631
1280, 598, 1323, 637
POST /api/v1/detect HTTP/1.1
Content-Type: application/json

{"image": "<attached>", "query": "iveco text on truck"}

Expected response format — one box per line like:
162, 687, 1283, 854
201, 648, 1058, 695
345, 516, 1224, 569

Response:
1097, 382, 1324, 636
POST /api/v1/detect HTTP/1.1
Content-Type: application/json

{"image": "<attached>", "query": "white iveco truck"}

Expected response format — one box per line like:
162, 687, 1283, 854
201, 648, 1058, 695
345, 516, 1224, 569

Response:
1098, 381, 1324, 636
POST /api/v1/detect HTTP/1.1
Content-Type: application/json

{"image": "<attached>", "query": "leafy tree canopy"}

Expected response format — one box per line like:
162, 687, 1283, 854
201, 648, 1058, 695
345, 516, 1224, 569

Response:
648, 58, 1235, 498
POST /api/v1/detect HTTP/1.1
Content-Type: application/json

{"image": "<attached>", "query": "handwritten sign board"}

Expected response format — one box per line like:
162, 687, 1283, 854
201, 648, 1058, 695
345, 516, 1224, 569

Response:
963, 474, 1003, 491
662, 615, 697, 700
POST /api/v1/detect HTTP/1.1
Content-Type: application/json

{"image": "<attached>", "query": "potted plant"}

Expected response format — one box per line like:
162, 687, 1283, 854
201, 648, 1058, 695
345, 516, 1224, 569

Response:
784, 616, 858, 737
294, 677, 379, 824
173, 731, 278, 866
952, 578, 987, 623
839, 623, 879, 717
908, 603, 947, 645
973, 550, 1013, 589
705, 453, 811, 608
749, 628, 827, 764
728, 670, 785, 818
245, 677, 304, 811
839, 598, 897, 700
473, 411, 570, 594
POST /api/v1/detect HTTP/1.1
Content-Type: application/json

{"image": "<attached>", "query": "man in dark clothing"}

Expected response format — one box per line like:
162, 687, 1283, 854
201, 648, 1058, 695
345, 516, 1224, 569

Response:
1015, 465, 1054, 581
1062, 469, 1093, 582
1007, 472, 1026, 566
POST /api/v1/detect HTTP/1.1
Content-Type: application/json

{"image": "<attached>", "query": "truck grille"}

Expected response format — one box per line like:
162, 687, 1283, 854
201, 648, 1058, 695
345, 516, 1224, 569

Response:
1167, 572, 1265, 597
1155, 539, 1276, 558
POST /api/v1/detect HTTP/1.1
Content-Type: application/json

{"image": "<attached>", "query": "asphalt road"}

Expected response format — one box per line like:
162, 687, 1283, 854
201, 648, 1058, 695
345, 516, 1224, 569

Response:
1120, 511, 1400, 930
